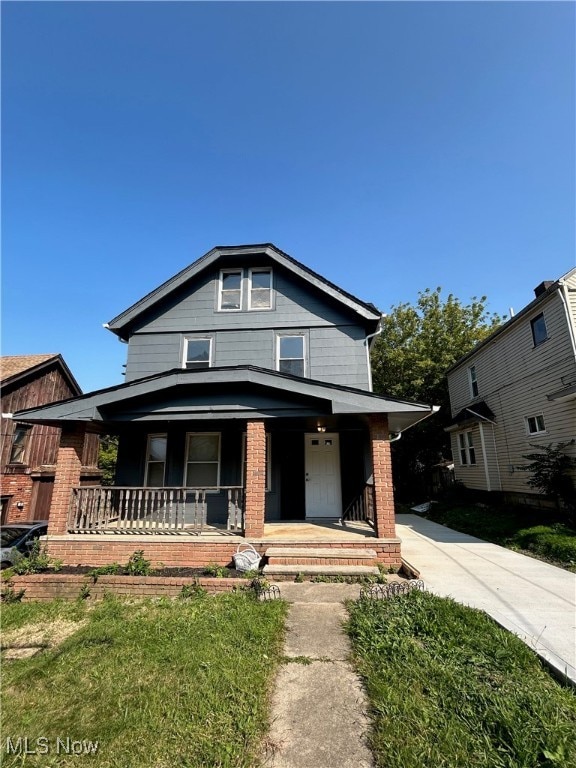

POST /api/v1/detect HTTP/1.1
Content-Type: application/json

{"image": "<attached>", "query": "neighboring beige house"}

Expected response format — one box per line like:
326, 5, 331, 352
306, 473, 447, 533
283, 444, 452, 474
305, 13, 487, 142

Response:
445, 268, 576, 504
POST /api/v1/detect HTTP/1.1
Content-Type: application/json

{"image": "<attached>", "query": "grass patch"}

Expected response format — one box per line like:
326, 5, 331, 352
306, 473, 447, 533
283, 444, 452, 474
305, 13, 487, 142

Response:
347, 591, 576, 768
421, 502, 576, 571
1, 593, 286, 767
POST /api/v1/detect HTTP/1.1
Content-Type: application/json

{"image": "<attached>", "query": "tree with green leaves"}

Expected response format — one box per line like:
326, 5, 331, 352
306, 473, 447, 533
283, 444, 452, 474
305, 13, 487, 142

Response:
371, 287, 503, 499
98, 435, 118, 486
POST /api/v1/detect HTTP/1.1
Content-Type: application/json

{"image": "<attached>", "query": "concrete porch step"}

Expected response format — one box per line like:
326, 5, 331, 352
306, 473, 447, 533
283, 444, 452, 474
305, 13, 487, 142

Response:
263, 564, 380, 578
265, 547, 378, 567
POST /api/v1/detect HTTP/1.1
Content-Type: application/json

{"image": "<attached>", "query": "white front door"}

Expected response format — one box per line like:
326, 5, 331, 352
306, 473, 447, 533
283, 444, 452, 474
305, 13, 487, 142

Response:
305, 433, 342, 518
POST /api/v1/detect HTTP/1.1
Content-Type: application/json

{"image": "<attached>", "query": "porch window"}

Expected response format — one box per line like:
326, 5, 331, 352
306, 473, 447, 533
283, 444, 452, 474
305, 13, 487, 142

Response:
530, 313, 548, 346
184, 337, 212, 369
525, 414, 546, 435
468, 365, 478, 398
277, 334, 305, 377
219, 270, 243, 311
458, 431, 476, 466
185, 433, 221, 487
145, 434, 167, 486
248, 268, 273, 310
9, 425, 30, 464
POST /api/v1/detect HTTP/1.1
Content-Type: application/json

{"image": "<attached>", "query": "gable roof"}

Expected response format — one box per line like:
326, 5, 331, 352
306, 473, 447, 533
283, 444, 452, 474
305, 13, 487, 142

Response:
13, 365, 435, 434
1, 354, 82, 395
106, 243, 382, 340
446, 266, 576, 375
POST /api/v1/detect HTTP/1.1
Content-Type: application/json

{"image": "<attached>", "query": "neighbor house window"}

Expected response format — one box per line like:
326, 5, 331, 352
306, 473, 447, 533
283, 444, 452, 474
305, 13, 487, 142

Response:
525, 414, 546, 435
184, 338, 212, 369
242, 433, 272, 491
219, 270, 243, 311
185, 433, 220, 487
468, 365, 479, 398
145, 434, 167, 486
249, 268, 273, 310
458, 431, 476, 466
9, 425, 30, 464
277, 334, 305, 377
531, 313, 548, 346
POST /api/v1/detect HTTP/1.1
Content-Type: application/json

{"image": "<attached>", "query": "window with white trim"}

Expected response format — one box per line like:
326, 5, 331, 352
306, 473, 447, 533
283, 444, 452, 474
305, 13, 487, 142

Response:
9, 425, 30, 464
525, 414, 546, 435
468, 365, 479, 398
185, 433, 221, 487
458, 431, 476, 466
145, 434, 167, 486
531, 313, 548, 346
183, 337, 212, 369
242, 432, 272, 491
277, 334, 305, 377
219, 270, 243, 311
248, 268, 273, 310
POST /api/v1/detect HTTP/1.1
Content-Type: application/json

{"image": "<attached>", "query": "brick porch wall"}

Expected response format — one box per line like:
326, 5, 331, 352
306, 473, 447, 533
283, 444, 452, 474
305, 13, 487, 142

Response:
369, 414, 396, 539
244, 420, 266, 537
1, 472, 33, 522
49, 427, 88, 536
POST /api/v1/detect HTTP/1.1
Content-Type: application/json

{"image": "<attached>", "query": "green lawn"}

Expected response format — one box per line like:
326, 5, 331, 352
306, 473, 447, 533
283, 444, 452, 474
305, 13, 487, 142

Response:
416, 502, 576, 572
347, 591, 576, 768
1, 593, 287, 768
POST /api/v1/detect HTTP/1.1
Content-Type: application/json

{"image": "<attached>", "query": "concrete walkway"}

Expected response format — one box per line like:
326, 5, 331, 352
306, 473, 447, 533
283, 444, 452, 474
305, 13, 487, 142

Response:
396, 514, 576, 683
264, 583, 373, 768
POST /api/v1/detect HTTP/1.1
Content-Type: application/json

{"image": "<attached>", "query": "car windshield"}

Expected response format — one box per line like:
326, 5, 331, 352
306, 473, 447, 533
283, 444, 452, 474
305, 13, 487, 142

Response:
0, 528, 29, 547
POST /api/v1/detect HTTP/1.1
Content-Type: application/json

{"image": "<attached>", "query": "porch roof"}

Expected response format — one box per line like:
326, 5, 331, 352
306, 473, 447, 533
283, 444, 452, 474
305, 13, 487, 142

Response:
12, 365, 435, 433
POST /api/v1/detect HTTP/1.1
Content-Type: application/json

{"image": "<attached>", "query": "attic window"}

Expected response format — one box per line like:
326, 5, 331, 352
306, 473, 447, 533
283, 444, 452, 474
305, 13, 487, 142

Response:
531, 313, 548, 346
249, 269, 272, 310
184, 338, 211, 370
9, 425, 30, 464
219, 270, 243, 311
277, 334, 305, 377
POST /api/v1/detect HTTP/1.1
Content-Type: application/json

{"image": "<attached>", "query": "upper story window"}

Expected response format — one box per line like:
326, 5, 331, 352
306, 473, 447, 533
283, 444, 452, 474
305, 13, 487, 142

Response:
9, 425, 30, 464
525, 414, 546, 435
185, 433, 220, 487
468, 365, 479, 398
530, 313, 548, 346
219, 270, 243, 311
145, 434, 167, 486
184, 338, 212, 370
458, 431, 476, 466
248, 268, 273, 310
277, 334, 305, 377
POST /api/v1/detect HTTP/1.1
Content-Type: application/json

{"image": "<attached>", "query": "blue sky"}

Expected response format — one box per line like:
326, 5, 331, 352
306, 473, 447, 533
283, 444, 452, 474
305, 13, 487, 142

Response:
2, 1, 574, 392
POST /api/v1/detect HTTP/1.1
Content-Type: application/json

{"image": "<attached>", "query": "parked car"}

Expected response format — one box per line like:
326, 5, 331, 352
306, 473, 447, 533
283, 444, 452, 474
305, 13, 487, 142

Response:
0, 521, 49, 569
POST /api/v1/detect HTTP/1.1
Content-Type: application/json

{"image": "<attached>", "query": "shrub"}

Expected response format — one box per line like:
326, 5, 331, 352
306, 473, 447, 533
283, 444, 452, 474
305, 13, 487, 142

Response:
125, 550, 152, 576
204, 563, 230, 578
11, 540, 62, 575
520, 441, 576, 520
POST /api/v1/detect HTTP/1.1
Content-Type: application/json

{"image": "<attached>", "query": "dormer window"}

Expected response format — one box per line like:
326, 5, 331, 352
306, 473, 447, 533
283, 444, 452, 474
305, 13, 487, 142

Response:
531, 313, 548, 346
249, 268, 272, 310
219, 270, 243, 311
184, 338, 212, 369
468, 365, 479, 398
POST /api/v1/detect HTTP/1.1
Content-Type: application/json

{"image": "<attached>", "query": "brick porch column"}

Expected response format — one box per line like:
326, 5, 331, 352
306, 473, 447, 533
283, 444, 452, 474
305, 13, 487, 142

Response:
244, 420, 266, 538
369, 414, 395, 539
48, 426, 87, 536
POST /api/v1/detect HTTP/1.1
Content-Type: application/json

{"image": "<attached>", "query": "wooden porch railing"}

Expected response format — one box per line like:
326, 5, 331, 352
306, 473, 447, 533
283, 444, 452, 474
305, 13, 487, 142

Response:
342, 482, 375, 527
68, 486, 244, 535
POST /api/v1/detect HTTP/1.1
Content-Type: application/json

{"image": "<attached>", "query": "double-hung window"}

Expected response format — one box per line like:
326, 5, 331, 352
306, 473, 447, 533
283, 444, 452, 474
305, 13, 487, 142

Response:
468, 365, 479, 398
184, 338, 212, 369
185, 433, 220, 487
525, 414, 546, 435
458, 431, 476, 466
9, 425, 30, 464
219, 270, 243, 311
145, 434, 167, 486
249, 268, 272, 310
277, 334, 305, 377
531, 313, 548, 346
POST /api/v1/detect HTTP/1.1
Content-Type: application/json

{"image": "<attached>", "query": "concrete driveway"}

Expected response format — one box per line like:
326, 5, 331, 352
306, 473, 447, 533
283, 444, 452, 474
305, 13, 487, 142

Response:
396, 514, 576, 684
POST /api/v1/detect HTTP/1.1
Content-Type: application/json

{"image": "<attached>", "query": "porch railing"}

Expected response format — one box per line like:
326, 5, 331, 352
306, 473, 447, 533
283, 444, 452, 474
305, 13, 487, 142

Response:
342, 482, 375, 527
68, 486, 244, 535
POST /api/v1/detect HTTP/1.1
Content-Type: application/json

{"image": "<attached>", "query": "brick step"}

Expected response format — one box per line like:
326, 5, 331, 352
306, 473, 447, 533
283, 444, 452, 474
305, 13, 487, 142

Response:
265, 547, 378, 567
263, 564, 380, 578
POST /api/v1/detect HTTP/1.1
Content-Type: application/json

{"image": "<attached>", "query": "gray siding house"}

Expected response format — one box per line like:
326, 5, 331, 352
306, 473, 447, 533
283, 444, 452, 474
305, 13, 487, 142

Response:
14, 244, 435, 569
446, 268, 576, 503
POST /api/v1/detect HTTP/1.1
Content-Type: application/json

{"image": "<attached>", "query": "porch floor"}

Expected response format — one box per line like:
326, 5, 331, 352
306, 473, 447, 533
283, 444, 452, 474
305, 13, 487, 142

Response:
261, 519, 377, 541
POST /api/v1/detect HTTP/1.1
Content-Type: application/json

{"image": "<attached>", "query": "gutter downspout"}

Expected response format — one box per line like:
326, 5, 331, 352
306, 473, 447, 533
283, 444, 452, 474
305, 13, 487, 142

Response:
364, 315, 386, 392
478, 422, 491, 492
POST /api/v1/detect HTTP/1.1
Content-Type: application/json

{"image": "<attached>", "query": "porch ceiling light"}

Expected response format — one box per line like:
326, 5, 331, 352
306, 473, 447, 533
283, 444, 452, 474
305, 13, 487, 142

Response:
317, 425, 326, 432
